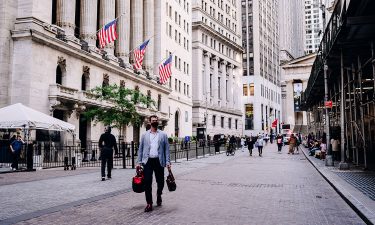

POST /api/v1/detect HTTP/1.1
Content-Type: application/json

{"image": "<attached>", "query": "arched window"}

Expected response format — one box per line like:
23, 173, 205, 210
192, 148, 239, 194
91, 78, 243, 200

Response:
56, 65, 62, 84
102, 74, 109, 96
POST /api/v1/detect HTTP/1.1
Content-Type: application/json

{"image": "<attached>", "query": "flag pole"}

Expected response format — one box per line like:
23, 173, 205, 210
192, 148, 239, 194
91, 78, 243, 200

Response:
95, 13, 126, 34
126, 34, 156, 56
153, 51, 175, 69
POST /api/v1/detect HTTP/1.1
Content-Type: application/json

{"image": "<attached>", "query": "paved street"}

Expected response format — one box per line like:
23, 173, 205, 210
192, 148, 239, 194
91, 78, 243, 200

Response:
0, 144, 366, 225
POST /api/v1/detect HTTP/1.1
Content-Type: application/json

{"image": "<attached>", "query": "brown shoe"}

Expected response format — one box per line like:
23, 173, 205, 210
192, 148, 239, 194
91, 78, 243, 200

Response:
144, 204, 153, 212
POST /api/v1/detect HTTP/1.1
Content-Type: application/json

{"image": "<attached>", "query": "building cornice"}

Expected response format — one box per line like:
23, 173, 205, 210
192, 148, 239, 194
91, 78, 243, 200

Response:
11, 18, 171, 95
192, 103, 243, 117
192, 21, 243, 53
192, 45, 241, 67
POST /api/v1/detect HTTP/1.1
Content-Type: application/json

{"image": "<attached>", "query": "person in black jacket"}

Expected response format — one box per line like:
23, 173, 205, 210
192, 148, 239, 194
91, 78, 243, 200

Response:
99, 126, 118, 181
247, 136, 255, 156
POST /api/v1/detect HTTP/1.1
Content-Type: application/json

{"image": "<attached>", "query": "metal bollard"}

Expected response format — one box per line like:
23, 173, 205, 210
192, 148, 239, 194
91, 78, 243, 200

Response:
131, 141, 135, 169
122, 144, 126, 169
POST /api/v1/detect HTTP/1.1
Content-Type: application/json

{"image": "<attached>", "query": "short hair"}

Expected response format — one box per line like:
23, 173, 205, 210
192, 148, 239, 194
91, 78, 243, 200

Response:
149, 115, 158, 122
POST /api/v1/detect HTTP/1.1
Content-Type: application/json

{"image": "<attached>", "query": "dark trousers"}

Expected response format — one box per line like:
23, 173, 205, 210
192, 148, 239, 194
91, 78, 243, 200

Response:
144, 158, 164, 204
101, 148, 113, 177
11, 152, 20, 170
333, 151, 340, 161
248, 147, 253, 155
258, 146, 263, 155
277, 144, 282, 152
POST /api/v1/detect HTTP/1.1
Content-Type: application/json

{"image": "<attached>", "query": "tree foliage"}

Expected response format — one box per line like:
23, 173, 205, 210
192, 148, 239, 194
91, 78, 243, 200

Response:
83, 84, 155, 132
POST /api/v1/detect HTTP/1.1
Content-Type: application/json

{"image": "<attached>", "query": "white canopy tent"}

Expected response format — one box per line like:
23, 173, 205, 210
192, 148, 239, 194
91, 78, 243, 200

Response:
0, 103, 75, 133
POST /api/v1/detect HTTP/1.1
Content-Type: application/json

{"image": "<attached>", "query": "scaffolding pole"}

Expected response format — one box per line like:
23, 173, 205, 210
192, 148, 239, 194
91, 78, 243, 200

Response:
339, 49, 349, 169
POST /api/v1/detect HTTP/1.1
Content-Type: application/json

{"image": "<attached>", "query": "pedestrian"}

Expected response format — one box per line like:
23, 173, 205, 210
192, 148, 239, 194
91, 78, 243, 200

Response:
276, 134, 283, 153
256, 135, 264, 157
98, 126, 118, 181
137, 115, 171, 212
247, 136, 255, 156
9, 135, 24, 171
331, 137, 340, 161
241, 136, 245, 152
288, 134, 296, 154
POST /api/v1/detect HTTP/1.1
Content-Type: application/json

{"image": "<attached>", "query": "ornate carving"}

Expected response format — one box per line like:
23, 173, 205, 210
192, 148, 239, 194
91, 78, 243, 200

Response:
57, 56, 66, 69
103, 73, 109, 81
83, 66, 90, 75
120, 80, 125, 87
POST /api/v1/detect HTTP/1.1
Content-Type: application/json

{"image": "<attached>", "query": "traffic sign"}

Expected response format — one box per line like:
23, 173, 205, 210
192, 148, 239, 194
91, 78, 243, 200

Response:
325, 101, 333, 108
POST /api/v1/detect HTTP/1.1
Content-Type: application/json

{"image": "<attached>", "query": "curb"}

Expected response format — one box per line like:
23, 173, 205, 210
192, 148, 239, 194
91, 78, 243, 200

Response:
301, 146, 374, 225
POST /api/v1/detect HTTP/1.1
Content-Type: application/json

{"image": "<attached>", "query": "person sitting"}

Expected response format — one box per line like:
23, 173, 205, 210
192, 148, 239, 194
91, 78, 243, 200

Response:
309, 140, 320, 156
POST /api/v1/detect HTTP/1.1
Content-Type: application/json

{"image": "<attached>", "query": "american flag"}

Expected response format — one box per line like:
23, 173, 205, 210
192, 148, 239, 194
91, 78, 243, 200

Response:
97, 19, 118, 49
133, 39, 150, 70
159, 55, 173, 84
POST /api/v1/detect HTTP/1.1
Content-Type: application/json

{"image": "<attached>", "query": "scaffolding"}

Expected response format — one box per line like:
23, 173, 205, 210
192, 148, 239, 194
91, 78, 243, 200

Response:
302, 0, 375, 170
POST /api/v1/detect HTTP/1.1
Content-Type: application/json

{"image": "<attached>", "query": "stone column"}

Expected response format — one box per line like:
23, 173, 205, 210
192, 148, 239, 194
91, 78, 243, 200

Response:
56, 0, 75, 37
143, 0, 154, 73
193, 48, 203, 102
204, 52, 211, 104
131, 0, 143, 63
100, 0, 116, 55
80, 0, 97, 47
213, 56, 219, 106
220, 61, 227, 105
115, 0, 131, 67
228, 64, 234, 109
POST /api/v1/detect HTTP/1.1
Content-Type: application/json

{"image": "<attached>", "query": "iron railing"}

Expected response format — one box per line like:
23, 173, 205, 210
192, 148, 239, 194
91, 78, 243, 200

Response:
0, 140, 228, 171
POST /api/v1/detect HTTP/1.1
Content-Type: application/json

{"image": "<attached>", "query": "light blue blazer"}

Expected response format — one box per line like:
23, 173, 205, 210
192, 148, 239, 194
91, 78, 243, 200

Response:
137, 130, 171, 167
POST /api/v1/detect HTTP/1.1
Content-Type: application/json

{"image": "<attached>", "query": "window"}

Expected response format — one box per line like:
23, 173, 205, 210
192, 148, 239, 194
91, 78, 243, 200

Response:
235, 119, 238, 130
243, 84, 248, 96
157, 94, 161, 111
56, 65, 62, 85
175, 78, 177, 91
221, 117, 224, 128
179, 80, 181, 92
212, 115, 216, 126
185, 111, 188, 122
228, 118, 232, 129
249, 83, 254, 96
245, 104, 254, 130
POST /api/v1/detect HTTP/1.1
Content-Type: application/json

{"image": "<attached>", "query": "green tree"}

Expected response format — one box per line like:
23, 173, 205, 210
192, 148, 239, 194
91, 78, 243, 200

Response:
83, 84, 155, 140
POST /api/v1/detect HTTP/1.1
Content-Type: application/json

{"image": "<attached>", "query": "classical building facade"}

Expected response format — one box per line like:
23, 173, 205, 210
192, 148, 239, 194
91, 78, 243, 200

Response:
280, 53, 316, 134
191, 0, 243, 137
241, 0, 281, 136
0, 0, 192, 146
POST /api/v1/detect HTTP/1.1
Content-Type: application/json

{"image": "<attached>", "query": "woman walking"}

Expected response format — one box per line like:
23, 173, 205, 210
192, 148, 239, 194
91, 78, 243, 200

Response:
256, 135, 264, 157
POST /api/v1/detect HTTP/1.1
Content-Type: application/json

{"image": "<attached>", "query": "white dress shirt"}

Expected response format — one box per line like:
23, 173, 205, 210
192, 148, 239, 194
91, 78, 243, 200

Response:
149, 131, 159, 158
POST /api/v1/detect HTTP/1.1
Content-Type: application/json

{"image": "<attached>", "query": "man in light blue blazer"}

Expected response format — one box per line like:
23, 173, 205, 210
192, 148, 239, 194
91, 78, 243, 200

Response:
137, 115, 171, 212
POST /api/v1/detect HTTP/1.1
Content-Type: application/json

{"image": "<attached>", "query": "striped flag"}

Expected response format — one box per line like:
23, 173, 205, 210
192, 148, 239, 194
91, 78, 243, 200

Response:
97, 19, 118, 49
159, 55, 173, 84
133, 39, 150, 70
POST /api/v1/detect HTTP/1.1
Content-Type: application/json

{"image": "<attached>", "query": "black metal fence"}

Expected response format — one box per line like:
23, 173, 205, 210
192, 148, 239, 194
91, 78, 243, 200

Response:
0, 140, 227, 171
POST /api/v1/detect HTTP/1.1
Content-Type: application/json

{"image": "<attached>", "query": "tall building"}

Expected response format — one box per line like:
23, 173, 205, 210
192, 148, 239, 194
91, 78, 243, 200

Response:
0, 0, 192, 145
191, 0, 243, 137
159, 0, 193, 138
279, 0, 304, 62
304, 0, 335, 54
241, 0, 282, 136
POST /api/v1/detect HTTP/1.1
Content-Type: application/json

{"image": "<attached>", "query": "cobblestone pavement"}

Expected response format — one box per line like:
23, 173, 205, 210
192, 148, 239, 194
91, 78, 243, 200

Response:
0, 145, 366, 225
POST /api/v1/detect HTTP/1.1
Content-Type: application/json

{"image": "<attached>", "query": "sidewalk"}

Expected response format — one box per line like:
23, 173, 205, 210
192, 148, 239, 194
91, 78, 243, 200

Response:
0, 151, 229, 224
301, 146, 375, 225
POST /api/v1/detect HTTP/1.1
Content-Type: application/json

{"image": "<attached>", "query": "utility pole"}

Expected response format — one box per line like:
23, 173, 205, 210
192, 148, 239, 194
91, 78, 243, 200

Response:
319, 1, 333, 166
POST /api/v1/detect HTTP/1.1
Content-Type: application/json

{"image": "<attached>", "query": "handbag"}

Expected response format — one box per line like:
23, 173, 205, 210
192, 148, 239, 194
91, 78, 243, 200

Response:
166, 167, 176, 192
255, 141, 259, 148
132, 166, 145, 193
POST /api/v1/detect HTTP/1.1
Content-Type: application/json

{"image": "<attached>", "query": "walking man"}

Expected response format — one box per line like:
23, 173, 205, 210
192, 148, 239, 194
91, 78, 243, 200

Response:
99, 126, 118, 181
137, 115, 171, 212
